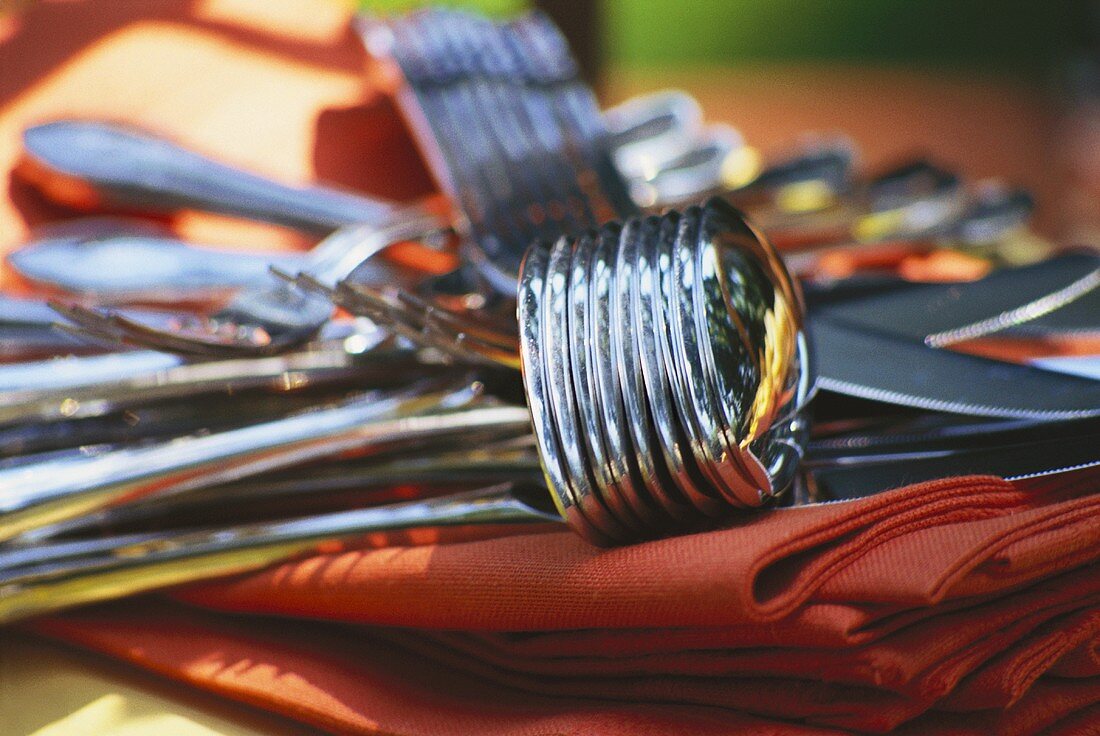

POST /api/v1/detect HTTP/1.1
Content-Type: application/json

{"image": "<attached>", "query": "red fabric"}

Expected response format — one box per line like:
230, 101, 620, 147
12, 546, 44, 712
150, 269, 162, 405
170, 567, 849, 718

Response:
27, 473, 1100, 734
5, 2, 1099, 734
29, 591, 1100, 736
172, 476, 1050, 628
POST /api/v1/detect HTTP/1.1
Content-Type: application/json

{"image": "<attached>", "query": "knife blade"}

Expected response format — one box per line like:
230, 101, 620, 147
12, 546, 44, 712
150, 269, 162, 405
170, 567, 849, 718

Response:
810, 315, 1100, 419
811, 253, 1100, 344
807, 413, 1100, 461
808, 428, 1100, 500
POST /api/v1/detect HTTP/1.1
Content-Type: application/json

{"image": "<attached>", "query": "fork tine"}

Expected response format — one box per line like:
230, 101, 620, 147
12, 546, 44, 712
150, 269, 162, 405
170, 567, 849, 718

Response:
48, 302, 140, 347
50, 321, 125, 350
278, 270, 352, 310
323, 279, 515, 368
320, 277, 519, 359
290, 265, 517, 354
268, 266, 312, 290
51, 300, 287, 357
102, 312, 249, 357
393, 290, 520, 351
422, 317, 523, 369
294, 273, 453, 352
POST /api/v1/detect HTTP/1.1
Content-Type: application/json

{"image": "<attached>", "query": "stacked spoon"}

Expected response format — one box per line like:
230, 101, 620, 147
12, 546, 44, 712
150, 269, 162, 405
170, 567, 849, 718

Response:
519, 197, 813, 544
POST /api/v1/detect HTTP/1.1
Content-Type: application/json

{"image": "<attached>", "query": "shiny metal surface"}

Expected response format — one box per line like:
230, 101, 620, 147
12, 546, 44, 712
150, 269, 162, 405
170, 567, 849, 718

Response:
569, 230, 647, 533
587, 225, 664, 526
613, 219, 695, 521
513, 198, 813, 542
0, 381, 529, 542
11, 440, 545, 542
0, 294, 93, 359
811, 316, 1100, 419
631, 123, 744, 208
0, 336, 418, 427
605, 89, 703, 180
633, 215, 725, 517
9, 222, 301, 304
542, 233, 629, 542
517, 241, 603, 543
49, 211, 444, 356
814, 253, 1100, 346
665, 207, 759, 506
781, 183, 1031, 277
697, 201, 811, 496
727, 138, 855, 210
21, 120, 404, 233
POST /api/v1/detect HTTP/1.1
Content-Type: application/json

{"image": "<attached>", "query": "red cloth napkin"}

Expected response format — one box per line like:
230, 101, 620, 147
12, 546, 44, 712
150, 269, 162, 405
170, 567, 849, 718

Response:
5, 2, 1099, 734
26, 473, 1100, 734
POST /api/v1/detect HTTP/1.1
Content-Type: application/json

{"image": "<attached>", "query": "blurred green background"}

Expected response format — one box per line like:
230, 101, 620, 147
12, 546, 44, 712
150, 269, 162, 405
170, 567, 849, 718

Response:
362, 0, 1096, 76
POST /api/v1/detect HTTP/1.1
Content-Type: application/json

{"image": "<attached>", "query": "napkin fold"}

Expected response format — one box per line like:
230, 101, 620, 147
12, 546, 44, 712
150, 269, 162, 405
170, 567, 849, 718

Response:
30, 595, 1100, 736
168, 477, 1098, 630
30, 472, 1100, 734
172, 477, 1039, 628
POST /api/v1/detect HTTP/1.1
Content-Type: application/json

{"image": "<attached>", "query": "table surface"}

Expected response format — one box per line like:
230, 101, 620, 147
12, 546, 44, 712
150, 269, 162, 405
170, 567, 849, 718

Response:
0, 631, 322, 736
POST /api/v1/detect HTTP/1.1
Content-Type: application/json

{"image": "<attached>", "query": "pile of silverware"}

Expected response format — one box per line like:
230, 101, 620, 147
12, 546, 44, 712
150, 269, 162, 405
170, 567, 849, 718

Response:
0, 8, 1098, 623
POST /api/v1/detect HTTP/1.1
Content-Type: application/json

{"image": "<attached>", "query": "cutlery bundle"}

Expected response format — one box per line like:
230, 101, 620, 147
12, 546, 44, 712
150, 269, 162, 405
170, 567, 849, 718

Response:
0, 7, 1096, 629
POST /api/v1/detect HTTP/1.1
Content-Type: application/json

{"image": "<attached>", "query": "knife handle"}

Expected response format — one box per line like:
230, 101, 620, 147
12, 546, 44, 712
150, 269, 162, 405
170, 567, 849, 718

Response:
21, 120, 406, 233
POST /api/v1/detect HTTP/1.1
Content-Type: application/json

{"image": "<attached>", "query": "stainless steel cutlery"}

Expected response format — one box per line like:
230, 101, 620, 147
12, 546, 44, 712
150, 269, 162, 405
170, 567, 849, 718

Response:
0, 7, 1095, 628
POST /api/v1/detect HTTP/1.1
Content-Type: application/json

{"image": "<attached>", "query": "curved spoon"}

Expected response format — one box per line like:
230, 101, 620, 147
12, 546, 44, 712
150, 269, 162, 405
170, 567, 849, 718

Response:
10, 224, 303, 304
21, 120, 405, 233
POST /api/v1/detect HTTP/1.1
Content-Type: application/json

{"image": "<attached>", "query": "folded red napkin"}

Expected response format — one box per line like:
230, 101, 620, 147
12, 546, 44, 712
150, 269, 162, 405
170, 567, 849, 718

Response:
26, 472, 1100, 734
166, 477, 1095, 628
28, 583, 1100, 735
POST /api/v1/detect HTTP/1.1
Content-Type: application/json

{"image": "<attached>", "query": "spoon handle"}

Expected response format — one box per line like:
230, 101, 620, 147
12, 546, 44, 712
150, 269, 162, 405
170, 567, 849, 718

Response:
10, 234, 305, 303
0, 382, 530, 543
23, 121, 406, 232
0, 483, 559, 624
0, 339, 400, 425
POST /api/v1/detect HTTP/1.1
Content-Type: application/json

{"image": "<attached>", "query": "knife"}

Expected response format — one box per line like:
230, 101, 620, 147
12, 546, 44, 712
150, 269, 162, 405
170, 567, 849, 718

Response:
808, 427, 1100, 500
807, 413, 1100, 461
810, 315, 1100, 420
811, 253, 1100, 344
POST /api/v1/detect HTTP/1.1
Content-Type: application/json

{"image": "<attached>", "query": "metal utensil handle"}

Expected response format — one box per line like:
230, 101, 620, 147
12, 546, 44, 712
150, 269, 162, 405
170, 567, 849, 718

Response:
10, 444, 546, 544
0, 381, 531, 542
0, 483, 560, 624
0, 340, 393, 426
24, 121, 404, 232
8, 234, 306, 302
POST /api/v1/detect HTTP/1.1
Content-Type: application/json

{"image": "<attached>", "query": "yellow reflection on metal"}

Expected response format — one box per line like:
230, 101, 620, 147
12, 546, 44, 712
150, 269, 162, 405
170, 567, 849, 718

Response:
774, 180, 836, 214
720, 145, 762, 190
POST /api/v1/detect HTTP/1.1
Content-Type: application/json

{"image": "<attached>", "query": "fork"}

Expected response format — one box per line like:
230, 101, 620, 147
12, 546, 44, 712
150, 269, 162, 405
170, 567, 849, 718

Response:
30, 86, 726, 354
363, 9, 639, 299
53, 9, 637, 357
51, 212, 445, 356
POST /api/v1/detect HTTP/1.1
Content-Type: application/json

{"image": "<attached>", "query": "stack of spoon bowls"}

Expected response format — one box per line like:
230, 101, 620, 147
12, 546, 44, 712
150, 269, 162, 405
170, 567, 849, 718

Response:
519, 197, 813, 545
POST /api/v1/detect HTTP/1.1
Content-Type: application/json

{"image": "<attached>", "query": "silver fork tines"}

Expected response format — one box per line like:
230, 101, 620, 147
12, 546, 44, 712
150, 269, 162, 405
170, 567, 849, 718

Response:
48, 211, 446, 356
